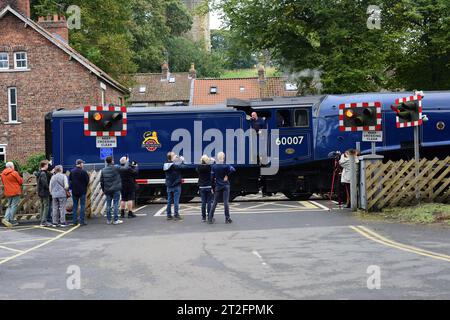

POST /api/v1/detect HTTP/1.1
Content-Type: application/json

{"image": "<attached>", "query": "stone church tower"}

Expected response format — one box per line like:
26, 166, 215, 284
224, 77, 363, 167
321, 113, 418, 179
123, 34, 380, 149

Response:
182, 0, 211, 51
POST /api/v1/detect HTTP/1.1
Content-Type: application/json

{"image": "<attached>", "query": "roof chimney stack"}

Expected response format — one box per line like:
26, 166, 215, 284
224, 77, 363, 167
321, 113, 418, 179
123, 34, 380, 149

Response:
161, 61, 170, 81
258, 64, 266, 82
189, 63, 197, 79
38, 15, 69, 43
0, 0, 31, 18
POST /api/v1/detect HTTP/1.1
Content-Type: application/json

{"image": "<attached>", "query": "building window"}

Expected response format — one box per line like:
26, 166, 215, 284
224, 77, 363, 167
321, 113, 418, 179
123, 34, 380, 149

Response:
8, 87, 18, 123
14, 52, 28, 69
0, 146, 6, 163
210, 86, 218, 94
0, 52, 8, 70
139, 86, 146, 93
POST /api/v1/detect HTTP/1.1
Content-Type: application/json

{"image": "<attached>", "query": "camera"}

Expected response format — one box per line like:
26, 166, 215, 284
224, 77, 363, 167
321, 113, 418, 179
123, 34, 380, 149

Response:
328, 151, 342, 160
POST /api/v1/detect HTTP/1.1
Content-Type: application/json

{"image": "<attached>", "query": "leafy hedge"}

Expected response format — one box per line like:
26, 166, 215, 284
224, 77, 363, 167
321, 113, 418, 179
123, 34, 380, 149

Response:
0, 153, 46, 175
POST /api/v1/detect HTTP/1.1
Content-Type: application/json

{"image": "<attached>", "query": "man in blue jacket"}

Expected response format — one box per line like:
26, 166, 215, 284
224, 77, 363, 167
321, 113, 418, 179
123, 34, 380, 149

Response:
209, 152, 236, 224
164, 152, 185, 221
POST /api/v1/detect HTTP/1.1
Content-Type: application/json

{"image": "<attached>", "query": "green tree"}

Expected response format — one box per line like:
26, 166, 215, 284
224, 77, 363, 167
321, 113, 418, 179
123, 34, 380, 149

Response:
211, 29, 258, 69
32, 0, 137, 82
219, 0, 450, 93
167, 37, 224, 78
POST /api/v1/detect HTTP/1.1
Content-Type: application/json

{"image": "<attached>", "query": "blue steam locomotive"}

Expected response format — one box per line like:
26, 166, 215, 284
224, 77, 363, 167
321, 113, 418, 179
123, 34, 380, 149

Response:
45, 91, 450, 202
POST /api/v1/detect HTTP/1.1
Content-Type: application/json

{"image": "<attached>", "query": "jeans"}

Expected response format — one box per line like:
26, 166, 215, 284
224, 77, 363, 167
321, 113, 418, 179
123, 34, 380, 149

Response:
5, 196, 20, 222
166, 185, 181, 217
39, 196, 50, 224
72, 194, 86, 224
52, 197, 67, 225
106, 191, 121, 222
210, 185, 230, 221
200, 187, 212, 220
47, 196, 53, 223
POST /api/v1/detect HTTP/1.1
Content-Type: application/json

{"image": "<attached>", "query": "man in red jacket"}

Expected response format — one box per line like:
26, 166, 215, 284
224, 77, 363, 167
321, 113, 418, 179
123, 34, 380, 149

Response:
1, 162, 23, 228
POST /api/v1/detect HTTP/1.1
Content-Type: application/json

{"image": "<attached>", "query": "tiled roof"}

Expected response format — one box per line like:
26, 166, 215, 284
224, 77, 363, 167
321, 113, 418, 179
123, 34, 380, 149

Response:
0, 5, 129, 94
192, 77, 298, 106
260, 77, 298, 98
130, 73, 193, 103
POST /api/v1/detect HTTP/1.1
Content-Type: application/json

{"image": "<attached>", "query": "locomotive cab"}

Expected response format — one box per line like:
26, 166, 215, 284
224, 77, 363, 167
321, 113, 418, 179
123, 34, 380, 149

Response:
228, 97, 321, 200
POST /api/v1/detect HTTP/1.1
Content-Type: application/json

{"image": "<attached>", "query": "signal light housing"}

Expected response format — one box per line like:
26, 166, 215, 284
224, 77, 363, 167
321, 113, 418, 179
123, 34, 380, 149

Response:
339, 102, 382, 132
392, 94, 423, 128
84, 106, 127, 136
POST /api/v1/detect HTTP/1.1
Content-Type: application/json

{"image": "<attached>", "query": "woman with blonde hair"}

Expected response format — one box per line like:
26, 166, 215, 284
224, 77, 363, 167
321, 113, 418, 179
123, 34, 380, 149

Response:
196, 155, 214, 223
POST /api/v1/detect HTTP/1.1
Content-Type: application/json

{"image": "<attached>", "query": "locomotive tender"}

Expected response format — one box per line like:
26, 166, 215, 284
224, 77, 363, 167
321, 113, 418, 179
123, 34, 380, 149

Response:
46, 91, 450, 202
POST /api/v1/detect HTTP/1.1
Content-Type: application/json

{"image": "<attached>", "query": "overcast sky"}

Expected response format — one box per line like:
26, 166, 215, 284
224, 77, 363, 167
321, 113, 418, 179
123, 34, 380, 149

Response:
210, 10, 223, 30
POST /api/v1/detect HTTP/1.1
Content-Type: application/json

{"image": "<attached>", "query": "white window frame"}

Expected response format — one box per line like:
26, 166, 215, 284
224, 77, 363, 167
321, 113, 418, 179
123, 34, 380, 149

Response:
0, 52, 9, 70
0, 145, 6, 163
14, 52, 28, 70
8, 87, 19, 123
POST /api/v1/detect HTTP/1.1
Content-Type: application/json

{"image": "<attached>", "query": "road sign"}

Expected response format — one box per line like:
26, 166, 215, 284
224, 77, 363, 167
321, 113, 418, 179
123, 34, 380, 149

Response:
100, 148, 113, 160
96, 136, 117, 148
362, 131, 383, 142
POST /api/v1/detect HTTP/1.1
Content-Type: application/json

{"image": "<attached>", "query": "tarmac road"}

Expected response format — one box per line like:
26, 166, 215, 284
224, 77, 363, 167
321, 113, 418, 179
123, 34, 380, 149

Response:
0, 196, 449, 300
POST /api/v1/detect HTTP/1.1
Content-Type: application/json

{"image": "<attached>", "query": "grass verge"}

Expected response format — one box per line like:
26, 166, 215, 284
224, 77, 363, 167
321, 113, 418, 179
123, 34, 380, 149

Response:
358, 203, 450, 225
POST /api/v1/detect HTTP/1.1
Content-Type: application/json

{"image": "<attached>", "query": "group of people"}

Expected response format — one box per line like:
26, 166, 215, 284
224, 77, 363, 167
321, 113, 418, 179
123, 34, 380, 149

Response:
164, 151, 235, 224
0, 155, 138, 228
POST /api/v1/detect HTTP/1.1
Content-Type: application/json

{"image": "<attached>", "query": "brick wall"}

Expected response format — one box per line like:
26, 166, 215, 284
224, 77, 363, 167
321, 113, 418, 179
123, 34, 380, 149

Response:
0, 12, 125, 162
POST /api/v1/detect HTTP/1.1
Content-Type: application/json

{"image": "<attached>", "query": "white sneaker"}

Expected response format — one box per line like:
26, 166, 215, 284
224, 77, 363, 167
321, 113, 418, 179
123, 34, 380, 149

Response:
113, 220, 123, 225
107, 220, 112, 225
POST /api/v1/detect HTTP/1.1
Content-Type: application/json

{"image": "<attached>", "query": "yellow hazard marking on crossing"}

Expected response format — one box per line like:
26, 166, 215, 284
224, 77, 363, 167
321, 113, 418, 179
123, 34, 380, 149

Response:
0, 225, 80, 266
33, 226, 66, 233
0, 226, 36, 233
299, 201, 318, 209
0, 238, 53, 246
350, 225, 450, 263
0, 245, 24, 253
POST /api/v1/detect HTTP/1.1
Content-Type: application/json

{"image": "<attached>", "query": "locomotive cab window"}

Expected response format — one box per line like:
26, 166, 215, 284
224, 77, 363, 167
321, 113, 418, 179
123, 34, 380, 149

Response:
294, 109, 309, 127
276, 110, 291, 127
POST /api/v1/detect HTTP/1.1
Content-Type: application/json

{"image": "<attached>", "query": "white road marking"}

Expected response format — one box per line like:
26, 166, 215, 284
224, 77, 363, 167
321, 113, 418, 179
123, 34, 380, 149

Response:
154, 206, 166, 217
134, 205, 148, 213
309, 201, 331, 211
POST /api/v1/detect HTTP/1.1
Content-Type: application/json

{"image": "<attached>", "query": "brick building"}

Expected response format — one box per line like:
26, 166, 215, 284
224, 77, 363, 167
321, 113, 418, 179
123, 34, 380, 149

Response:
0, 0, 129, 162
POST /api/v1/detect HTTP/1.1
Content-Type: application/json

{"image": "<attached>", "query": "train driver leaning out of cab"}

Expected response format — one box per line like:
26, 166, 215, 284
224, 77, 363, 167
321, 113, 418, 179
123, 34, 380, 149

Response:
251, 112, 267, 134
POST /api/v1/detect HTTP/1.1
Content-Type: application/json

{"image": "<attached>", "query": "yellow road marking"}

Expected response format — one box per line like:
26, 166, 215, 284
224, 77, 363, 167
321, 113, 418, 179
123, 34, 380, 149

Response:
299, 201, 318, 209
350, 226, 450, 263
33, 226, 66, 233
0, 245, 24, 253
0, 226, 37, 232
357, 225, 450, 260
0, 225, 80, 266
0, 238, 53, 246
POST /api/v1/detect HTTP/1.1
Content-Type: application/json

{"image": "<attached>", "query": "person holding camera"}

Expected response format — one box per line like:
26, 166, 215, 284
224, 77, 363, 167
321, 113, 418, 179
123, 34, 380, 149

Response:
339, 149, 359, 208
164, 152, 186, 221
119, 156, 138, 219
